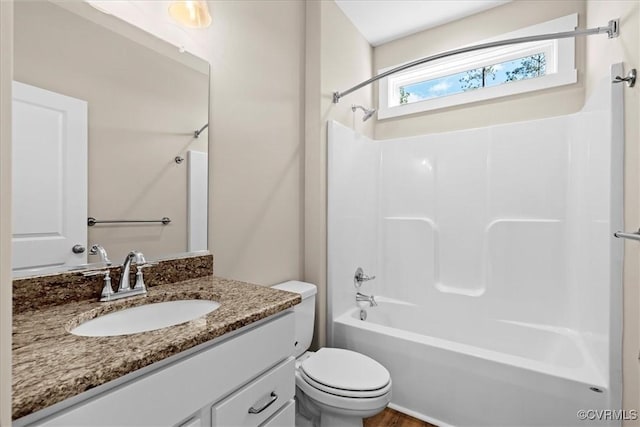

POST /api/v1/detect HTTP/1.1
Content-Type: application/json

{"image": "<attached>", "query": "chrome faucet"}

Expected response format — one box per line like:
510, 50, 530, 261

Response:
354, 267, 376, 288
89, 244, 112, 266
354, 267, 377, 307
84, 250, 154, 302
119, 250, 147, 292
356, 292, 377, 307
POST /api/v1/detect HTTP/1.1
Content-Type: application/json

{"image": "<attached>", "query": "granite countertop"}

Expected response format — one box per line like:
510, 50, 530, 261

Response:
12, 275, 301, 420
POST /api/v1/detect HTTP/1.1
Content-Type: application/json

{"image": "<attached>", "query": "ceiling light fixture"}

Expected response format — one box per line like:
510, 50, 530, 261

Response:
168, 1, 212, 29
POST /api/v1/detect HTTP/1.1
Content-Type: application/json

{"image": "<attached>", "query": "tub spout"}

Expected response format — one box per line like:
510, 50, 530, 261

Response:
356, 292, 377, 307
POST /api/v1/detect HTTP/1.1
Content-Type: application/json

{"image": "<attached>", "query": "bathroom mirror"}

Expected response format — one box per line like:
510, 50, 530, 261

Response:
12, 1, 209, 276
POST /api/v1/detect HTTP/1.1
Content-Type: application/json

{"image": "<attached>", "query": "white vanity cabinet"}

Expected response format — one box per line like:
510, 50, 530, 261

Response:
22, 312, 295, 427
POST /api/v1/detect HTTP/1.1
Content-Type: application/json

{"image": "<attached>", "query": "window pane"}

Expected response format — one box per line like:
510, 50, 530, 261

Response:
400, 68, 482, 104
398, 53, 546, 105
485, 53, 546, 87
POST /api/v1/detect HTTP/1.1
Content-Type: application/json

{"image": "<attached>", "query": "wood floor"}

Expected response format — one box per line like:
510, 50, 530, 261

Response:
364, 408, 438, 427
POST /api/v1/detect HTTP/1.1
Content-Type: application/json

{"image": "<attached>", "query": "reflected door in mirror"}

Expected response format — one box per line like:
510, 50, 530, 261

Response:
12, 81, 88, 270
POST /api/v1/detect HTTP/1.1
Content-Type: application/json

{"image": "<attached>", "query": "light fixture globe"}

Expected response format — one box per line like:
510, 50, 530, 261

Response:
168, 1, 212, 29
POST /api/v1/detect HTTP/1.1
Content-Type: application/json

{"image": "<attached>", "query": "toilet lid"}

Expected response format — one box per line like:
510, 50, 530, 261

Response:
300, 348, 390, 392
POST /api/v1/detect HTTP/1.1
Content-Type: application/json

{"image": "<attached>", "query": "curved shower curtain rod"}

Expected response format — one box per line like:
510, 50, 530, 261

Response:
332, 19, 620, 104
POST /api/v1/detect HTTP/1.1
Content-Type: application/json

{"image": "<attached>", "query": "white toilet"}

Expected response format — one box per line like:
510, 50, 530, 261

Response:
271, 281, 391, 427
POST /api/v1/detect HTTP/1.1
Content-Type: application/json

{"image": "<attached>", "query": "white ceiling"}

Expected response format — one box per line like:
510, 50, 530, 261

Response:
334, 0, 511, 47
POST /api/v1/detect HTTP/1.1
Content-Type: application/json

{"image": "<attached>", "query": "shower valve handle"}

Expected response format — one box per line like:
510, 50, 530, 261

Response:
354, 267, 376, 288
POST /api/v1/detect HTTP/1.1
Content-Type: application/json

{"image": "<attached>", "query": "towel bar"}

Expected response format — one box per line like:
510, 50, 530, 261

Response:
87, 217, 171, 226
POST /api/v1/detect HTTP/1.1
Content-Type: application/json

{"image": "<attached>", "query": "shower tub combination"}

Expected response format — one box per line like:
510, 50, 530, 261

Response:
328, 65, 623, 426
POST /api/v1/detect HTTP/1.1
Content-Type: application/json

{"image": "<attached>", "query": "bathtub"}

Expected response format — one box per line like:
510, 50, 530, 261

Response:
332, 299, 615, 427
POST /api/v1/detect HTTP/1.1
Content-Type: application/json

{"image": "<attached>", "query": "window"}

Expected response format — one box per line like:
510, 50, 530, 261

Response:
378, 14, 578, 119
399, 53, 547, 105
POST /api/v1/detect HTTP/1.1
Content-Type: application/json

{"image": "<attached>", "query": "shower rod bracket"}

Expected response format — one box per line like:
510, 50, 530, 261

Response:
613, 69, 636, 88
614, 229, 640, 241
607, 19, 620, 38
333, 18, 621, 104
194, 123, 209, 139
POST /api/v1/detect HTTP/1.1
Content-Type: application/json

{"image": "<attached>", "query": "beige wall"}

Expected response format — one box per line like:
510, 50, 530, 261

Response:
305, 0, 373, 348
374, 0, 586, 139
0, 2, 12, 425
585, 1, 640, 420
208, 0, 305, 285
14, 1, 209, 263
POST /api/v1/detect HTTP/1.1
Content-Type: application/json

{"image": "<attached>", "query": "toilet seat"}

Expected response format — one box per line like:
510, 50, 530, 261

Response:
298, 348, 391, 399
299, 369, 391, 398
296, 370, 392, 414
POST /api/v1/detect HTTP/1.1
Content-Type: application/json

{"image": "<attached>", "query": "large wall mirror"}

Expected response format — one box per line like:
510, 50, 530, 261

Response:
12, 0, 210, 277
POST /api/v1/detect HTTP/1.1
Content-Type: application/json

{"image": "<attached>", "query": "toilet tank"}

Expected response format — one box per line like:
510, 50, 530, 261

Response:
271, 281, 316, 358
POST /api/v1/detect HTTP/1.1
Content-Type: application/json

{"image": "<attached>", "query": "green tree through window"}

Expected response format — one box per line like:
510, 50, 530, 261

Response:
506, 54, 546, 81
459, 66, 497, 91
399, 87, 410, 104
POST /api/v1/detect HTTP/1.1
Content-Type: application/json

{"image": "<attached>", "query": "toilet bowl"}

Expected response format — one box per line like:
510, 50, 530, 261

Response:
271, 281, 391, 427
296, 349, 391, 427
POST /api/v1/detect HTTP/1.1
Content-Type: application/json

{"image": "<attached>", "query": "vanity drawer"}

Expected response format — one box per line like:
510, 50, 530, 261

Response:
260, 399, 295, 427
212, 357, 295, 427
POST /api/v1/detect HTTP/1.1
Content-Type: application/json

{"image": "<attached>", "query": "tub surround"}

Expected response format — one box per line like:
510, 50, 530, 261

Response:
13, 253, 214, 314
12, 255, 301, 420
328, 65, 623, 426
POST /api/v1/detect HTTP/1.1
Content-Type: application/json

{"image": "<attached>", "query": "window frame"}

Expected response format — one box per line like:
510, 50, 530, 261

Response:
378, 14, 578, 119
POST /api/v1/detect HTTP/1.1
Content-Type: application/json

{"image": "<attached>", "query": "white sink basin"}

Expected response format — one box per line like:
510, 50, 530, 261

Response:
70, 300, 220, 337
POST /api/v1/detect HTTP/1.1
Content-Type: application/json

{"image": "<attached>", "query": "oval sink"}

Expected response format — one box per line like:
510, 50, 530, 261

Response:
70, 300, 220, 337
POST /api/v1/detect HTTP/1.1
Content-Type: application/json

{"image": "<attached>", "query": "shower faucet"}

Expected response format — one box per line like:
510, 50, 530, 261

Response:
354, 267, 377, 307
354, 267, 376, 288
356, 292, 377, 307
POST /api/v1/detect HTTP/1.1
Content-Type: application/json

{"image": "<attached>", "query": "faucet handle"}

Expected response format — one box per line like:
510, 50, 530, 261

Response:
83, 269, 114, 301
137, 261, 158, 268
354, 267, 376, 288
133, 261, 157, 291
131, 251, 147, 265
135, 261, 158, 273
